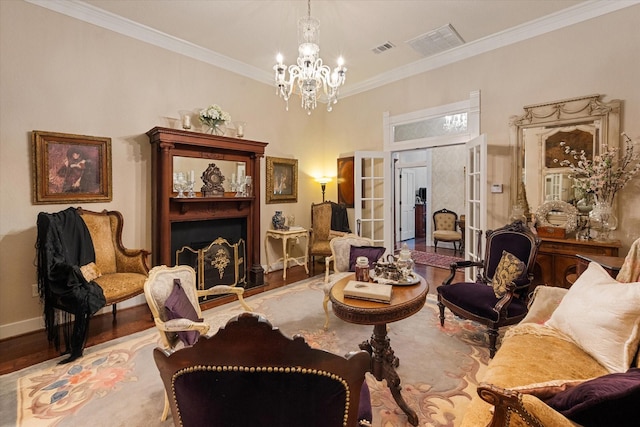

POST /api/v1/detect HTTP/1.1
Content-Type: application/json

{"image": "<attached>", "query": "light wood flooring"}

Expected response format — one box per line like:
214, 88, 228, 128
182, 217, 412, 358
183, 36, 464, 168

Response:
0, 239, 462, 375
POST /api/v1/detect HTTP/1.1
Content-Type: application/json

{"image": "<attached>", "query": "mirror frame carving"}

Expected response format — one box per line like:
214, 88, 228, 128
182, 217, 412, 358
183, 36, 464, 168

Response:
510, 94, 621, 218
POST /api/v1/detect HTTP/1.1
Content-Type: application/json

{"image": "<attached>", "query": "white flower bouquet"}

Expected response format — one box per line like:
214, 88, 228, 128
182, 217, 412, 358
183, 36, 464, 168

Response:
199, 104, 231, 134
556, 133, 640, 205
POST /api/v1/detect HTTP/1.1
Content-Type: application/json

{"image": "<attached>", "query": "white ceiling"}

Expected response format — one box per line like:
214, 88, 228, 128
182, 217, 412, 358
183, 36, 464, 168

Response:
31, 0, 638, 96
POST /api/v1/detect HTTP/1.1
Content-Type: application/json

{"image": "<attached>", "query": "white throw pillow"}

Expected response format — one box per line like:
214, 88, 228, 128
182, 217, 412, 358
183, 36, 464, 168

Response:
546, 262, 640, 373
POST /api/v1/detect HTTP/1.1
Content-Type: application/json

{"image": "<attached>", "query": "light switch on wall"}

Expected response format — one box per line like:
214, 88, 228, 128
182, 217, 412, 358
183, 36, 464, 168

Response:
491, 184, 503, 193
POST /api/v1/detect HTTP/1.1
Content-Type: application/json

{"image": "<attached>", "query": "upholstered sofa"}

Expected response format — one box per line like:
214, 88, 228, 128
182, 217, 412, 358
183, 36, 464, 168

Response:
461, 261, 640, 427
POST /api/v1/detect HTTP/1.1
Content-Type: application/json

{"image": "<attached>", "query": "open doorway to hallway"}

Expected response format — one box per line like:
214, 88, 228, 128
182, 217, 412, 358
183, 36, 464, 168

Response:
393, 144, 465, 252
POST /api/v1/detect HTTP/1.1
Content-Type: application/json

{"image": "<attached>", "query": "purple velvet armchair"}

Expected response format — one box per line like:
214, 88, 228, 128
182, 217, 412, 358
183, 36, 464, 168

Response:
437, 220, 540, 357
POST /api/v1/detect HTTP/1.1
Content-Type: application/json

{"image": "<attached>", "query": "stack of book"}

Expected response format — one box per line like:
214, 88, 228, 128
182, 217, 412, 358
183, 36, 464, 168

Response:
343, 280, 392, 303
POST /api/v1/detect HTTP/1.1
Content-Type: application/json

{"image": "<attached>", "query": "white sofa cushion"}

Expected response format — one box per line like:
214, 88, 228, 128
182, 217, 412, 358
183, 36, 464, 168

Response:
546, 262, 640, 373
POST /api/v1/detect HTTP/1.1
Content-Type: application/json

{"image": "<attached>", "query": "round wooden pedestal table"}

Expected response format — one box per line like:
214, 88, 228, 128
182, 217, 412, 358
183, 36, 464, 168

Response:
329, 274, 429, 426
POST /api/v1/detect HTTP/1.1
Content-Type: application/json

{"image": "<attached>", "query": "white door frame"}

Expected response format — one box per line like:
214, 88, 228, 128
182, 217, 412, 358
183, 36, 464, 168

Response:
383, 91, 483, 255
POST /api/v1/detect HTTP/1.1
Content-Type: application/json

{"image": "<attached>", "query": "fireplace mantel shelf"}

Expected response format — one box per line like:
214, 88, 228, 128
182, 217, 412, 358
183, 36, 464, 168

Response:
171, 196, 253, 214
171, 196, 254, 202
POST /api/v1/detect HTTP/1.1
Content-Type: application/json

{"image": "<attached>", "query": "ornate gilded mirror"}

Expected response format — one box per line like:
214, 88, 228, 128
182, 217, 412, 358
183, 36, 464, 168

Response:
510, 94, 621, 225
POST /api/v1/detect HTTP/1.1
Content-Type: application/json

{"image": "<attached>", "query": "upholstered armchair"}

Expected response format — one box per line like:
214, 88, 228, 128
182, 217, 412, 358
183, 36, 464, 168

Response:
77, 208, 150, 316
36, 207, 149, 363
433, 208, 463, 253
437, 220, 540, 357
153, 312, 373, 427
309, 201, 346, 269
144, 264, 252, 421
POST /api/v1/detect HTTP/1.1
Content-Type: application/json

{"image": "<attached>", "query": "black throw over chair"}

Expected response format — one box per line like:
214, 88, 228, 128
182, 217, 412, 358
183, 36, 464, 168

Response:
436, 220, 540, 357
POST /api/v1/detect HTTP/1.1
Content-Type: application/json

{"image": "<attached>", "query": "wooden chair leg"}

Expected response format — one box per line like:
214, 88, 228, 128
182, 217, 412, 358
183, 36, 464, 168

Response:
437, 301, 445, 326
112, 304, 117, 320
488, 327, 499, 358
323, 292, 331, 330
161, 391, 170, 421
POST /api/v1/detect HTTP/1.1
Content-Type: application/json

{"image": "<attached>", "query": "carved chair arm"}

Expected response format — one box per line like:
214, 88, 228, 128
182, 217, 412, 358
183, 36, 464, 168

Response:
115, 248, 150, 274
442, 260, 483, 285
157, 318, 211, 335
477, 383, 545, 427
477, 383, 574, 427
198, 285, 243, 297
198, 286, 252, 312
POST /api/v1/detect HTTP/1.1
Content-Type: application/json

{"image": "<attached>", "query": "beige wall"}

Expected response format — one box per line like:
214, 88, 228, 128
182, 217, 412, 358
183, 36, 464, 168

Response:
1, 1, 639, 338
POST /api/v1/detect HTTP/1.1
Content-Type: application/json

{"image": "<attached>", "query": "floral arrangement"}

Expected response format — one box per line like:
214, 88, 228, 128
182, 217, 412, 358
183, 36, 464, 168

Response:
199, 104, 231, 129
555, 133, 640, 205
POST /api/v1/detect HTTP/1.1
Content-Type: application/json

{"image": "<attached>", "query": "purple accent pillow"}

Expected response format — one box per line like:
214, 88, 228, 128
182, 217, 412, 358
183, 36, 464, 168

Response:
544, 368, 640, 427
164, 278, 202, 346
348, 246, 386, 272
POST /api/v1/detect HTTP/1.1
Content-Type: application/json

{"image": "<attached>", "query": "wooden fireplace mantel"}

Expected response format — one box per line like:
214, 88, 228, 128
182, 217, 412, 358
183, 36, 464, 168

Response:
147, 127, 268, 287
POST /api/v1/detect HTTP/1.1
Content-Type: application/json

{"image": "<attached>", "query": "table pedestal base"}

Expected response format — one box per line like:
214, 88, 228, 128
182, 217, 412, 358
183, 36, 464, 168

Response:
359, 324, 418, 426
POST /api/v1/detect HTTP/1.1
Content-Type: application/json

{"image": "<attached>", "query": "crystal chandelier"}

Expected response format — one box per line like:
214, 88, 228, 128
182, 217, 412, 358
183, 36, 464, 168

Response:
273, 0, 346, 114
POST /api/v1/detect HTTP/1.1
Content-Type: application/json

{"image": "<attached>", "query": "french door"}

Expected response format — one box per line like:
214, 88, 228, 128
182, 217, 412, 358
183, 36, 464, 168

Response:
465, 134, 487, 280
354, 151, 392, 253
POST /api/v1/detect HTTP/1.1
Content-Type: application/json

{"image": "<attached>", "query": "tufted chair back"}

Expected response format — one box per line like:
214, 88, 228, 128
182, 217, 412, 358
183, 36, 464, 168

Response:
432, 208, 463, 253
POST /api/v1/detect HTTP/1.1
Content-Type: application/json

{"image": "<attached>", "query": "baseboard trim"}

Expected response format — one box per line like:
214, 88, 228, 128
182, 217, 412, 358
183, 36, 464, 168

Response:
0, 294, 147, 340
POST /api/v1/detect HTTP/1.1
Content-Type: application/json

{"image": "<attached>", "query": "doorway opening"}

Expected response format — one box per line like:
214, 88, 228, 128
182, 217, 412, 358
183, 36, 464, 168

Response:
393, 144, 465, 252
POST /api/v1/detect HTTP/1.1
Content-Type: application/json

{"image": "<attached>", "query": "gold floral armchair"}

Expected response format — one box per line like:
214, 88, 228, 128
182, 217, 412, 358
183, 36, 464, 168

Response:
36, 207, 150, 363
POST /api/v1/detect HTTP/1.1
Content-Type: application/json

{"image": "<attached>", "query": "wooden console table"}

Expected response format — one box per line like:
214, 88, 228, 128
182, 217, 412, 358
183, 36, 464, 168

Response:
535, 237, 621, 288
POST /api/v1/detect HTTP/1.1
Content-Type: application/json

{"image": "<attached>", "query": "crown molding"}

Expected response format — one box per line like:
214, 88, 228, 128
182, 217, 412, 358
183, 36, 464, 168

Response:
24, 0, 274, 85
26, 0, 639, 97
342, 0, 640, 97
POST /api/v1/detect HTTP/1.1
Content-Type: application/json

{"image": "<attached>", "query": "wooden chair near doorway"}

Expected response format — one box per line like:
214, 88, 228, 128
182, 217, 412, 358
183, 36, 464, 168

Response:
308, 202, 346, 271
433, 208, 464, 254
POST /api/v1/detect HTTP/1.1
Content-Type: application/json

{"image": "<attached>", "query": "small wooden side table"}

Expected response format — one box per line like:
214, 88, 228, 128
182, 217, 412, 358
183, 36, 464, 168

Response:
330, 274, 429, 426
264, 228, 309, 279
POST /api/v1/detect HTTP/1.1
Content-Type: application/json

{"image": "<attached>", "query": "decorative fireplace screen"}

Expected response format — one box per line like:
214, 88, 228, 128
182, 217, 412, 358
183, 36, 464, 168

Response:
176, 237, 246, 302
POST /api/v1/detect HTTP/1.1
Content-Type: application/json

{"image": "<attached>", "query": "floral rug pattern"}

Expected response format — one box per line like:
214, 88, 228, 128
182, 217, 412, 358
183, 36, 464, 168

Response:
5, 276, 491, 427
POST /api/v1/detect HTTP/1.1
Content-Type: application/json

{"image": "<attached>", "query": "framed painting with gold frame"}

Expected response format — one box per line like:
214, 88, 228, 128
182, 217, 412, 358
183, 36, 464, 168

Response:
265, 156, 297, 204
32, 130, 112, 204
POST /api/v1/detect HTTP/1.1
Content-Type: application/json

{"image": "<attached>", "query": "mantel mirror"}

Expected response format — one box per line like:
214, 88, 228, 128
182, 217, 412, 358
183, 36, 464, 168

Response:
173, 157, 246, 193
510, 94, 621, 228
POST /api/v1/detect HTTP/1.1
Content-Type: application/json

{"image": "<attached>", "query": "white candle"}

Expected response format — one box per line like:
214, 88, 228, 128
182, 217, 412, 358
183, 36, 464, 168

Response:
182, 115, 191, 129
232, 173, 236, 183
189, 170, 195, 182
236, 124, 244, 137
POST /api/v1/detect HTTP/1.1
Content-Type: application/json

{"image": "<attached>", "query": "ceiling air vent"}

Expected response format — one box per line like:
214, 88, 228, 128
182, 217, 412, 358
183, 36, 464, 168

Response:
406, 23, 464, 57
372, 41, 396, 54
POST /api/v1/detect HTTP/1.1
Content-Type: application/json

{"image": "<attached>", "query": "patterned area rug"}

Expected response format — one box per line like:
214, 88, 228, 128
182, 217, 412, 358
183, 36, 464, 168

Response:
2, 275, 491, 427
411, 251, 464, 270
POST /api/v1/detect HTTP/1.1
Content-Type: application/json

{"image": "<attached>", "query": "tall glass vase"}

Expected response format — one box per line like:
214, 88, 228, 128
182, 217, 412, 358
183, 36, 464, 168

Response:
589, 200, 617, 241
207, 124, 225, 135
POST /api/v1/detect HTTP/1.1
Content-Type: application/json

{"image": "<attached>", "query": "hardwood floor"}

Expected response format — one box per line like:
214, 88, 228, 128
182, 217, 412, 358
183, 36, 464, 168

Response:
0, 239, 462, 375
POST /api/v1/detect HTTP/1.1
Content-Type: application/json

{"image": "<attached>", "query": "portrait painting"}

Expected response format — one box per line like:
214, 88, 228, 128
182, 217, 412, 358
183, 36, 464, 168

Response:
265, 156, 298, 203
32, 130, 112, 204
